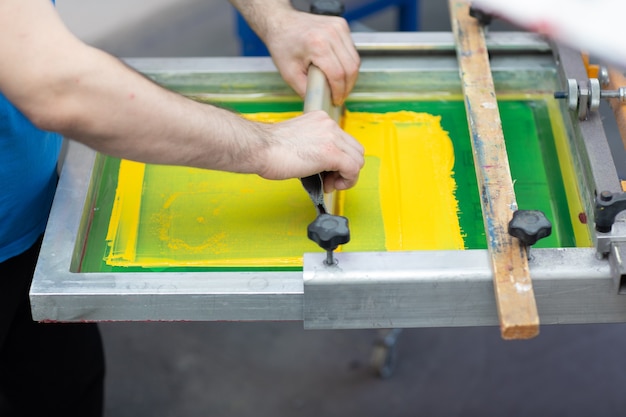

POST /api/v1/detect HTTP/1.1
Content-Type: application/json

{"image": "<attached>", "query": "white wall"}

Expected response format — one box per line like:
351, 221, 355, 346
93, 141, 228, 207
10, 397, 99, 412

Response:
56, 0, 184, 43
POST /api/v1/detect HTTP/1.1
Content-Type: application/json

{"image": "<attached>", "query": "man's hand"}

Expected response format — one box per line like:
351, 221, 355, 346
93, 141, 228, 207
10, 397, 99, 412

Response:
231, 1, 360, 106
264, 11, 360, 106
256, 111, 364, 192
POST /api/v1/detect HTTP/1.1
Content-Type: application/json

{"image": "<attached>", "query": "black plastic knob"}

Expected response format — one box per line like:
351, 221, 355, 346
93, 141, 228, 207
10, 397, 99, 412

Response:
595, 191, 626, 233
310, 0, 345, 16
469, 6, 493, 26
508, 210, 552, 246
307, 213, 350, 251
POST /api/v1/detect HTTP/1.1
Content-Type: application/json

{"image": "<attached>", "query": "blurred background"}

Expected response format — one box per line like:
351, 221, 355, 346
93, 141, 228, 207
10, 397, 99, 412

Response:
53, 1, 626, 416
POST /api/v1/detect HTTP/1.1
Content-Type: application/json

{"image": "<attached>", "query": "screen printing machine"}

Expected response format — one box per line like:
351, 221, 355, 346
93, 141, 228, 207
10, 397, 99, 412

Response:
29, 1, 626, 374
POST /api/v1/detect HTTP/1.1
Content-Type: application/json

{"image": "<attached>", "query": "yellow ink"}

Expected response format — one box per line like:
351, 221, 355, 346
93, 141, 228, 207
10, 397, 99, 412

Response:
104, 160, 145, 263
545, 99, 592, 246
343, 111, 464, 251
104, 110, 464, 268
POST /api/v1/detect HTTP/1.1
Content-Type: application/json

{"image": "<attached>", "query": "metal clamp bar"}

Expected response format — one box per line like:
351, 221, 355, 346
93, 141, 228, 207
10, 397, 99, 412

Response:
552, 43, 623, 250
303, 248, 624, 330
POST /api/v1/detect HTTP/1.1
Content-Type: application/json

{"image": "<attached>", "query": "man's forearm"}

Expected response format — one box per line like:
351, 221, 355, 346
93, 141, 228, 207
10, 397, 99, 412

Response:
0, 0, 272, 174
228, 0, 294, 44
0, 0, 364, 189
32, 46, 271, 174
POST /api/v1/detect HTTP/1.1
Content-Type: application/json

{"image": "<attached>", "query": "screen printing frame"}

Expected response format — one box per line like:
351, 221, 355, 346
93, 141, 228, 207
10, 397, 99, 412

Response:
31, 32, 626, 328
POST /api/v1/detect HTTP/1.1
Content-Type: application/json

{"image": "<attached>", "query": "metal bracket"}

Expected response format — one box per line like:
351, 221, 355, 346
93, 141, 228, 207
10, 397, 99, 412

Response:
555, 77, 626, 120
609, 242, 626, 294
595, 220, 626, 257
595, 192, 626, 270
302, 248, 622, 330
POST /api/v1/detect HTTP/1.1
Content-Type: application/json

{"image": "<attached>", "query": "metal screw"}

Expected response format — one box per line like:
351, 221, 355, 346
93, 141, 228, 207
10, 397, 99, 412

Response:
600, 87, 626, 102
600, 191, 614, 202
325, 250, 336, 266
598, 66, 610, 86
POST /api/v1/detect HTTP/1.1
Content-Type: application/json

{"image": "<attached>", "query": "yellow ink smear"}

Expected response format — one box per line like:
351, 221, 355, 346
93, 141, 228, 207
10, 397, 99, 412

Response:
343, 111, 464, 251
104, 110, 464, 268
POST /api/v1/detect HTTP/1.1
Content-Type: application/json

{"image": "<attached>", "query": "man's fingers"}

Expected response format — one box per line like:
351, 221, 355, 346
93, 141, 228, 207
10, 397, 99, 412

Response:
324, 135, 365, 192
323, 168, 361, 193
334, 21, 360, 101
341, 129, 365, 156
324, 50, 359, 105
307, 20, 359, 105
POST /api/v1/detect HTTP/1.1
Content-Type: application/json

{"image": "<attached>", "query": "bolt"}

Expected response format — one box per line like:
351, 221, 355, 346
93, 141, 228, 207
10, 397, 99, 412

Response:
307, 213, 350, 267
508, 210, 552, 260
600, 87, 626, 103
598, 67, 610, 86
325, 250, 336, 266
600, 191, 613, 202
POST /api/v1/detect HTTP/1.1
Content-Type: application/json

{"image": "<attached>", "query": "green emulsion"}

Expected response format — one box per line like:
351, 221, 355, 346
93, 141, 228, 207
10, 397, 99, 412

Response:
77, 99, 582, 272
502, 101, 576, 248
346, 99, 576, 250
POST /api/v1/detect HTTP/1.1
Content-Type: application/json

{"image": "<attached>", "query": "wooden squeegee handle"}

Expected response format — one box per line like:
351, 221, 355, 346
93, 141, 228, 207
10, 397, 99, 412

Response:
300, 64, 342, 215
304, 0, 345, 123
303, 64, 342, 123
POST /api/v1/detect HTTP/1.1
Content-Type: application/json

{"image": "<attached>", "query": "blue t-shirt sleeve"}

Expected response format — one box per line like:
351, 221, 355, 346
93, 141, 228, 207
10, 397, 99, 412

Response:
0, 92, 62, 262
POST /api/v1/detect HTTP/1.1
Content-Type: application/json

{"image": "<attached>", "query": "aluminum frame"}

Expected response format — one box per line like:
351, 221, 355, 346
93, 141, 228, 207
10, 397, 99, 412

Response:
30, 32, 626, 328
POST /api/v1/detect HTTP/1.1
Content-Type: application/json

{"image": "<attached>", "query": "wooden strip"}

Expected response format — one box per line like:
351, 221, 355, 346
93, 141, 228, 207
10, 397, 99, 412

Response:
449, 0, 539, 339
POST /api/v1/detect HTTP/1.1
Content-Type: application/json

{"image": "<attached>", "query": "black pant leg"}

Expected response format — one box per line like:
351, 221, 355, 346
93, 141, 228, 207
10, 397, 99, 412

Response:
0, 239, 105, 417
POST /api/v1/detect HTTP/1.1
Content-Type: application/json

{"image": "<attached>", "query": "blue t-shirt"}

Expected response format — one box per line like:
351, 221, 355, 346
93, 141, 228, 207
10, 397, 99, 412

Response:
0, 0, 62, 263
0, 92, 62, 263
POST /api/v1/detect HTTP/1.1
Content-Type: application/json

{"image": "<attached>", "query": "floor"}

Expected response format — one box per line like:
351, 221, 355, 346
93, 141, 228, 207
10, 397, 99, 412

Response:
52, 1, 626, 416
